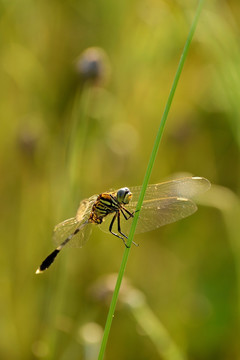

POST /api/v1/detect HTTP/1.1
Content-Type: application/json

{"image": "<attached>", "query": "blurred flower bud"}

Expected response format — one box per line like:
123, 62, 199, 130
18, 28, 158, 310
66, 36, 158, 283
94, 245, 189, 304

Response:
89, 273, 146, 309
88, 273, 134, 307
17, 127, 39, 156
75, 47, 111, 85
78, 322, 103, 360
78, 322, 103, 344
17, 118, 44, 161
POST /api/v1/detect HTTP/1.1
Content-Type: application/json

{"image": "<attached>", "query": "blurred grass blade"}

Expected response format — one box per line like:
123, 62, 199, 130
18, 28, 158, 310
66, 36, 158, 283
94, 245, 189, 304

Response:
98, 1, 206, 359
123, 288, 187, 360
197, 184, 240, 320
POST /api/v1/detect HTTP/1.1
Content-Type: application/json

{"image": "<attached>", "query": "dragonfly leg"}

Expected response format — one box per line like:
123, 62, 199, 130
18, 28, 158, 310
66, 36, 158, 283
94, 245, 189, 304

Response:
118, 208, 139, 246
121, 207, 135, 220
117, 211, 128, 238
120, 208, 131, 220
116, 211, 130, 247
117, 211, 139, 247
109, 212, 128, 246
109, 212, 139, 248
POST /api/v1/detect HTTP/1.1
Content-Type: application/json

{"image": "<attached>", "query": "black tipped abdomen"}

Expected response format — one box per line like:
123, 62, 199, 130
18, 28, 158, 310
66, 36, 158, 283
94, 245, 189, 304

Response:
37, 249, 60, 273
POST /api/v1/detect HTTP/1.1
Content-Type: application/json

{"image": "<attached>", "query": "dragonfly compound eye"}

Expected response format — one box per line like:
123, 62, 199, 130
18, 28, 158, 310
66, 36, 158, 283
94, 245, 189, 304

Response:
117, 187, 132, 204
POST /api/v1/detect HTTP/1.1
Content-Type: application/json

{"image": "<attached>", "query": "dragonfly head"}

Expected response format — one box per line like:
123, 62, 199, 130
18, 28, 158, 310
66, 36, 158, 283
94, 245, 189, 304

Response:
117, 187, 132, 204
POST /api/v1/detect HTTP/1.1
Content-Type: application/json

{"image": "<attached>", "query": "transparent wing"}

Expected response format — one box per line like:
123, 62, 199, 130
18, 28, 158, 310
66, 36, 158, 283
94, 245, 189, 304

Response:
99, 197, 197, 236
53, 195, 98, 248
52, 217, 92, 248
76, 195, 98, 221
99, 177, 210, 237
129, 177, 210, 204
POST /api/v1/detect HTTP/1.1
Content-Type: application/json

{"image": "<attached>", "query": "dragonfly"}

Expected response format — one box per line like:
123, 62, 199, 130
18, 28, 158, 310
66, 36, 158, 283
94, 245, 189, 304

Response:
36, 176, 210, 274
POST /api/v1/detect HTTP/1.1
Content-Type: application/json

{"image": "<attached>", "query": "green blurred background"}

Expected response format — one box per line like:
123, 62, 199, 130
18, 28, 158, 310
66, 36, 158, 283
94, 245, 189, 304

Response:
1, 0, 240, 359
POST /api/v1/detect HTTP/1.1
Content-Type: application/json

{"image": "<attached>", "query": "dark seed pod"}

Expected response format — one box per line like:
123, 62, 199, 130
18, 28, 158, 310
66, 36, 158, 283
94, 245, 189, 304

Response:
75, 47, 111, 85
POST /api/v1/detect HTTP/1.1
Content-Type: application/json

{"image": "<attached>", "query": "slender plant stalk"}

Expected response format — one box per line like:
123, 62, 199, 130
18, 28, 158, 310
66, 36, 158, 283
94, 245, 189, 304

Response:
46, 84, 93, 360
67, 83, 92, 199
98, 1, 205, 359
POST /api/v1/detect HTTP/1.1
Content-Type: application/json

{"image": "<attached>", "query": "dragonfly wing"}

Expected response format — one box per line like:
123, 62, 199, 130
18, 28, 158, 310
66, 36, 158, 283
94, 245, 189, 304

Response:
130, 197, 197, 234
98, 197, 197, 237
53, 195, 97, 248
76, 195, 98, 222
129, 177, 210, 203
53, 217, 93, 248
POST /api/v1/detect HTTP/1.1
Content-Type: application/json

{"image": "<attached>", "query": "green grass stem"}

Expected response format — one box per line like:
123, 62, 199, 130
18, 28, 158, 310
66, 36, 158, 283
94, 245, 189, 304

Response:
98, 1, 205, 359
